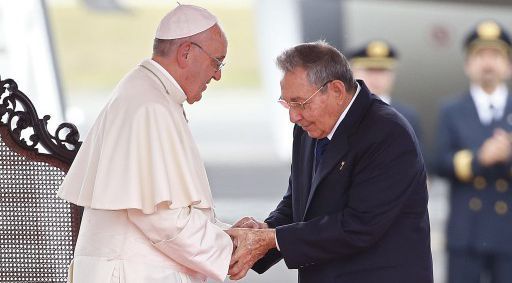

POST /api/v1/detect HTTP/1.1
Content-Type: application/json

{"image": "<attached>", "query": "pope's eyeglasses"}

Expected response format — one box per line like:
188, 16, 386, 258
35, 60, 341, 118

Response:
190, 42, 226, 72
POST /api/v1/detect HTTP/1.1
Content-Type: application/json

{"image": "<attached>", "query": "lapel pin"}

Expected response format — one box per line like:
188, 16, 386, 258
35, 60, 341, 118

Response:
339, 161, 345, 171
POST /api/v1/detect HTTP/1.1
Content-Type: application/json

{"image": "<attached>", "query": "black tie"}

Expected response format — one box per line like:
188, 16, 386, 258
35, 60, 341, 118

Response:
315, 138, 330, 172
489, 103, 500, 123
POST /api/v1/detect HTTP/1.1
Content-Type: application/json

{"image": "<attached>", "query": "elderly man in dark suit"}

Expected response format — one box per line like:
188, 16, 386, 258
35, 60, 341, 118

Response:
435, 20, 512, 283
226, 41, 433, 283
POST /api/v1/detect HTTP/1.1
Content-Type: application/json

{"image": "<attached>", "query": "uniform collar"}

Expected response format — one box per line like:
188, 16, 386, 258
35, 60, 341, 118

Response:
470, 83, 508, 124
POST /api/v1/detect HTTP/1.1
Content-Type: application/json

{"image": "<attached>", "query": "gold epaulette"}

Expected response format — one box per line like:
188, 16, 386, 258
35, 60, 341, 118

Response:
453, 150, 473, 182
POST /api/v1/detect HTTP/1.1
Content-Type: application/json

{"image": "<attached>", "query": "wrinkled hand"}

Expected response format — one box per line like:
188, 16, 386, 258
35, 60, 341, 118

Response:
478, 128, 512, 166
232, 217, 268, 229
226, 228, 276, 280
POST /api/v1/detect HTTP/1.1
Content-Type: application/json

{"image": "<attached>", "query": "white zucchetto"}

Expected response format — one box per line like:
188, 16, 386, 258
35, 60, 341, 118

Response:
155, 4, 218, 40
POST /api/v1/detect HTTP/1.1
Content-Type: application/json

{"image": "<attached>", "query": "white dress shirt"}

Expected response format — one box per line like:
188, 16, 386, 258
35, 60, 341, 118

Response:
327, 82, 361, 140
470, 83, 508, 125
378, 94, 391, 105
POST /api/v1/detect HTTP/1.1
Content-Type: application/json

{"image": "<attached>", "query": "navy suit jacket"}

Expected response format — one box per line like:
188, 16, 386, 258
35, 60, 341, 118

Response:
435, 91, 512, 254
253, 81, 433, 283
392, 101, 422, 145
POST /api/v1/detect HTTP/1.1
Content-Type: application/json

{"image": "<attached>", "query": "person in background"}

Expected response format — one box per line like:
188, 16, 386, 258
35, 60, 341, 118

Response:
349, 40, 423, 144
435, 19, 512, 283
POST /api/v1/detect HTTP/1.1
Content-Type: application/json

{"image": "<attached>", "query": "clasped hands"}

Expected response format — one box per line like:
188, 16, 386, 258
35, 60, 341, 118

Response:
225, 217, 276, 280
478, 128, 512, 166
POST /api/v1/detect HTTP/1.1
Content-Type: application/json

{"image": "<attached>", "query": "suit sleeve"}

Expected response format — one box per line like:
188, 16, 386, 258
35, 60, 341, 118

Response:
127, 204, 232, 282
253, 126, 302, 273
405, 110, 431, 172
262, 124, 300, 229
434, 104, 485, 181
265, 173, 294, 228
402, 106, 422, 144
275, 121, 427, 268
252, 173, 294, 274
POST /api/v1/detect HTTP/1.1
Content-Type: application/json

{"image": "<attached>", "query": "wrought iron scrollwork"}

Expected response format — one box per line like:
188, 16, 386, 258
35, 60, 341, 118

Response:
0, 77, 81, 165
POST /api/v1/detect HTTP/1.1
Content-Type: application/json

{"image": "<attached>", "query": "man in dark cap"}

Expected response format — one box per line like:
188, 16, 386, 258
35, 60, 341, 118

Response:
435, 19, 512, 283
349, 40, 423, 142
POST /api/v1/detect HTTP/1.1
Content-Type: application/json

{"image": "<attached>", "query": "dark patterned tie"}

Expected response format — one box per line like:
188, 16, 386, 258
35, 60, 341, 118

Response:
315, 138, 330, 172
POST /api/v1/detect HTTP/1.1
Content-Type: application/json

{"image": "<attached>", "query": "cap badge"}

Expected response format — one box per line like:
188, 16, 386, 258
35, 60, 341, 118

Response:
367, 41, 389, 58
477, 21, 501, 40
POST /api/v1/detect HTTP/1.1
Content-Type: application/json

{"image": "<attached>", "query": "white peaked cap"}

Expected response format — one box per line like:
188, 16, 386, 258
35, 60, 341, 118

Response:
155, 4, 218, 39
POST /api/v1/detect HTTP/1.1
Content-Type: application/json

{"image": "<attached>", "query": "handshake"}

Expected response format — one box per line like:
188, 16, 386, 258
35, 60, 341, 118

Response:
225, 217, 277, 280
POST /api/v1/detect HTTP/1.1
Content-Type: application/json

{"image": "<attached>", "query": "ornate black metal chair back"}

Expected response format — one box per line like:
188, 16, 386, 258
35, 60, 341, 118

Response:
0, 77, 82, 283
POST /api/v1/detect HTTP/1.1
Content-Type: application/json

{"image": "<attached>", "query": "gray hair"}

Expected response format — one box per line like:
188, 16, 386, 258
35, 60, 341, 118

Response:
276, 40, 356, 93
152, 37, 189, 57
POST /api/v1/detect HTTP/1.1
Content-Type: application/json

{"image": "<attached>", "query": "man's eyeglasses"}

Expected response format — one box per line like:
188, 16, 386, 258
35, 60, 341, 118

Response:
190, 42, 226, 72
278, 80, 332, 110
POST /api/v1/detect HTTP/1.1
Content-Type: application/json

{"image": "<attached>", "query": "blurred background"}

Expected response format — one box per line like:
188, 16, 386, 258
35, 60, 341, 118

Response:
1, 0, 512, 282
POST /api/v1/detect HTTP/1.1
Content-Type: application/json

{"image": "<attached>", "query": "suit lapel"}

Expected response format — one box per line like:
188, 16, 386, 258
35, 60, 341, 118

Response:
298, 135, 315, 218
303, 135, 349, 219
302, 80, 373, 219
502, 91, 512, 128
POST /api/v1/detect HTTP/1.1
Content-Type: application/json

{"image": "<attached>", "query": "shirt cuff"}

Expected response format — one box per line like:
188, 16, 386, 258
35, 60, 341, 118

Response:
275, 233, 280, 251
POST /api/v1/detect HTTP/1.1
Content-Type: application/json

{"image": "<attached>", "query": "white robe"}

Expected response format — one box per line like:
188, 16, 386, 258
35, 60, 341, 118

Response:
58, 59, 232, 283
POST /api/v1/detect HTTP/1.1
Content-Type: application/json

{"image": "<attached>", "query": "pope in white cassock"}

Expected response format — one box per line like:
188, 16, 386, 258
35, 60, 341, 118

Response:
58, 4, 233, 283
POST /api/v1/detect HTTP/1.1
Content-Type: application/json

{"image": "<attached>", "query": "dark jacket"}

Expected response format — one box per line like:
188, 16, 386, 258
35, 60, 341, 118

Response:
392, 100, 422, 144
253, 81, 433, 283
